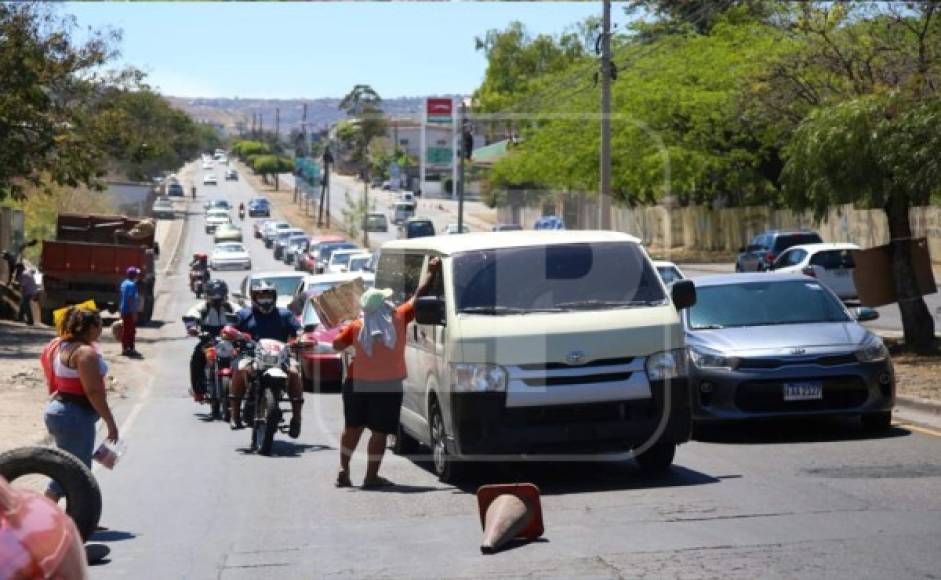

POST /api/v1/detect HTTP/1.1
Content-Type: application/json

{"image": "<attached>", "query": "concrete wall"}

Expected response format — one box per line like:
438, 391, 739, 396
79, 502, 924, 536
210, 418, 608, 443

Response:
498, 194, 941, 263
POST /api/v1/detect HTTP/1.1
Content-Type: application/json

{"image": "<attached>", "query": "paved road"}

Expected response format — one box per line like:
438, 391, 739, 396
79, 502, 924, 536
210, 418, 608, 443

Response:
680, 263, 941, 336
87, 167, 941, 578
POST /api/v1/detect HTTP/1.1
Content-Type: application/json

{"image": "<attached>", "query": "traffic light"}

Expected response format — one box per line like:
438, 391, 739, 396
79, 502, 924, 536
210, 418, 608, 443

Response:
462, 130, 474, 160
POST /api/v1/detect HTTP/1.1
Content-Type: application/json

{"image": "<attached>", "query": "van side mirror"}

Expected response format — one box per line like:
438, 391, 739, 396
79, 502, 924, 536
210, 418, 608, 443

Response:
415, 296, 446, 326
671, 280, 696, 310
853, 307, 879, 322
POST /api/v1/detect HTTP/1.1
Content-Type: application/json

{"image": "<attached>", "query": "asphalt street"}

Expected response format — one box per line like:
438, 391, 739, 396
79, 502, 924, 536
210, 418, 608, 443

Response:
87, 164, 941, 579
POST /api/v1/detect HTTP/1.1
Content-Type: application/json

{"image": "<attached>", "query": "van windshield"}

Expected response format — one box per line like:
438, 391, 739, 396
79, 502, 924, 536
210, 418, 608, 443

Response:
453, 243, 667, 314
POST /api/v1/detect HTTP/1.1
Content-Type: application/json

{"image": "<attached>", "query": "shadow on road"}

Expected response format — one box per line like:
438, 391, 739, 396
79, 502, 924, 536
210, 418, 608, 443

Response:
91, 529, 137, 542
693, 417, 912, 445
0, 322, 53, 358
236, 441, 334, 458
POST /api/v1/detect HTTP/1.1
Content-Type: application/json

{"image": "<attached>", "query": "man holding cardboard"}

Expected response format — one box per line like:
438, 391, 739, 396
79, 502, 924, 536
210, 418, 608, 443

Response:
331, 257, 441, 488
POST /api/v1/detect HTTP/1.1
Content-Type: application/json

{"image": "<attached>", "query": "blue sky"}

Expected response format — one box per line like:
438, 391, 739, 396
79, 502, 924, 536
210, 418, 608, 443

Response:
63, 2, 612, 99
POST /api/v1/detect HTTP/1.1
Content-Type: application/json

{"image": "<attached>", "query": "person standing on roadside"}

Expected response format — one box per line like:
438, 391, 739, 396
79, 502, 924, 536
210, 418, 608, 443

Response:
14, 264, 37, 326
41, 306, 119, 501
119, 267, 141, 357
331, 257, 441, 488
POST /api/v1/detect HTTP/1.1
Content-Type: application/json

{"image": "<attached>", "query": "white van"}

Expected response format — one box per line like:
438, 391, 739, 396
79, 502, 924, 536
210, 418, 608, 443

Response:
375, 230, 697, 482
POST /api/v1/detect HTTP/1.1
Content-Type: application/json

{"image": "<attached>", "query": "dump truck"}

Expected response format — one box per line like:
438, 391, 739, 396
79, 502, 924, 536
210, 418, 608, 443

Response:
39, 213, 159, 325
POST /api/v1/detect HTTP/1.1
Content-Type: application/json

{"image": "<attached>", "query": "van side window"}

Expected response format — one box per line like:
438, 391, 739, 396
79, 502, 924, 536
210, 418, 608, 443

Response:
376, 252, 425, 303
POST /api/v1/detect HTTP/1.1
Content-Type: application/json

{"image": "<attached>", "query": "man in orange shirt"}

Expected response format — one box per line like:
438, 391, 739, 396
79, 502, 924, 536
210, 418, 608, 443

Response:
332, 257, 441, 488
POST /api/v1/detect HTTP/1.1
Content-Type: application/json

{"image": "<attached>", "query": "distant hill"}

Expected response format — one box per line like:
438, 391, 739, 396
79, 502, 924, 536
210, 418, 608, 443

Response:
166, 96, 457, 136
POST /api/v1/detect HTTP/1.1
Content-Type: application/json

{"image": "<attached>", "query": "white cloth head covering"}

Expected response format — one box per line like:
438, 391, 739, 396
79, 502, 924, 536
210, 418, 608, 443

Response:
358, 301, 397, 357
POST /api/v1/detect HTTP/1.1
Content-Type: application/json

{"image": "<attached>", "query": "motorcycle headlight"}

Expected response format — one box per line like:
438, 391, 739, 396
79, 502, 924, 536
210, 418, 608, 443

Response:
646, 349, 687, 381
855, 336, 888, 363
688, 346, 739, 371
450, 363, 507, 393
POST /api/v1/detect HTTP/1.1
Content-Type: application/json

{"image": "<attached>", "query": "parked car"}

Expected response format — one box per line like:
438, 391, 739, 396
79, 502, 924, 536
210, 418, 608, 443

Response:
379, 230, 697, 482
283, 235, 311, 265
263, 221, 292, 248
365, 212, 389, 233
203, 173, 218, 185
534, 215, 565, 230
444, 223, 470, 235
254, 219, 273, 239
248, 197, 270, 217
166, 183, 185, 197
151, 196, 175, 219
492, 223, 522, 232
314, 241, 360, 273
770, 243, 860, 300
209, 242, 251, 270
401, 218, 435, 239
236, 272, 307, 310
288, 272, 375, 316
326, 248, 366, 273
204, 209, 231, 234
653, 261, 686, 285
684, 274, 892, 429
392, 201, 415, 225
273, 228, 307, 260
296, 235, 347, 272
213, 222, 243, 243
736, 230, 823, 272
225, 169, 238, 181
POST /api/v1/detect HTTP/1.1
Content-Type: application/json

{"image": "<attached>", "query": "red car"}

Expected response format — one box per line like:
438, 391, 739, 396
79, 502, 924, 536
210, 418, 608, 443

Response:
296, 234, 346, 273
295, 288, 346, 391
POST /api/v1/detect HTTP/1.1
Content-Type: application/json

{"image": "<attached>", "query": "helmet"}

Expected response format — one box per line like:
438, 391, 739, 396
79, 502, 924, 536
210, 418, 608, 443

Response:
250, 281, 277, 314
195, 252, 208, 263
206, 279, 228, 303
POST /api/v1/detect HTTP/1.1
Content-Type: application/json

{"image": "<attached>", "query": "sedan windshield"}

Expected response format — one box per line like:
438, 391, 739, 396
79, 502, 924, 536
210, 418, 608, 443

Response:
215, 244, 245, 254
250, 275, 304, 297
453, 242, 666, 314
688, 280, 850, 330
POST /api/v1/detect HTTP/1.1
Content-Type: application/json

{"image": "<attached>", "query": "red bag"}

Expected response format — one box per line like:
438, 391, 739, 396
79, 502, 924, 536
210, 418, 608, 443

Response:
40, 337, 62, 395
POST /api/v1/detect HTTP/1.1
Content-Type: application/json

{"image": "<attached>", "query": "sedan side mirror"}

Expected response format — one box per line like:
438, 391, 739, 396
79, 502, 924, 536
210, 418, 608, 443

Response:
415, 296, 446, 326
853, 307, 879, 322
671, 279, 697, 310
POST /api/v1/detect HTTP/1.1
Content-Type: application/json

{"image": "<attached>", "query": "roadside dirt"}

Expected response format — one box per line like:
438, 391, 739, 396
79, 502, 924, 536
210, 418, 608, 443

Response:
893, 354, 941, 402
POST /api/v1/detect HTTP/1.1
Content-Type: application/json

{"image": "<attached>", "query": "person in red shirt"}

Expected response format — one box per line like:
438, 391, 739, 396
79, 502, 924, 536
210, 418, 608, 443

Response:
332, 257, 441, 488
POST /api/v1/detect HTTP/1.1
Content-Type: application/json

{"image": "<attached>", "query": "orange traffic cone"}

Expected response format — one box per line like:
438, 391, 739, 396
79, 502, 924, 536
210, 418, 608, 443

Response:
477, 483, 544, 554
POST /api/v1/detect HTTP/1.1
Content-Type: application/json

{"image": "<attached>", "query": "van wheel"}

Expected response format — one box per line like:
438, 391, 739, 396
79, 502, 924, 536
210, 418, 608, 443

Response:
429, 401, 463, 483
392, 423, 419, 456
634, 437, 676, 474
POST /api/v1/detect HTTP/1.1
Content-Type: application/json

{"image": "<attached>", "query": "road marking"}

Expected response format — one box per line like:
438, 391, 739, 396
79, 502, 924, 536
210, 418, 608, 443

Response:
895, 422, 941, 438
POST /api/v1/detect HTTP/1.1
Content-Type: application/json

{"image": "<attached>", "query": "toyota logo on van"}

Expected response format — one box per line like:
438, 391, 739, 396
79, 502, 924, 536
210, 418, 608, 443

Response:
566, 351, 587, 365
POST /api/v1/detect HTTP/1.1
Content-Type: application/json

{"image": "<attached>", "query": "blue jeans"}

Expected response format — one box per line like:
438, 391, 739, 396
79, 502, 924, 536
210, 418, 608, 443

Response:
44, 399, 99, 497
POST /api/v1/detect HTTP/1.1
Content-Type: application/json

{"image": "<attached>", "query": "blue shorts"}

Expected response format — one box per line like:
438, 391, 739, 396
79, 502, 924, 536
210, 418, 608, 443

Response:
44, 399, 99, 497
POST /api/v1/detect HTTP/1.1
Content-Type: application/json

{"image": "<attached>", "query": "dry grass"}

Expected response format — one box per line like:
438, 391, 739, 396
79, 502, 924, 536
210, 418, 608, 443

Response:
892, 353, 941, 402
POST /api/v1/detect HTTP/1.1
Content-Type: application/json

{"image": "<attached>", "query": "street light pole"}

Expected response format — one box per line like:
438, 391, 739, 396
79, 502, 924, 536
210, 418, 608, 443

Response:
457, 101, 467, 233
599, 0, 613, 230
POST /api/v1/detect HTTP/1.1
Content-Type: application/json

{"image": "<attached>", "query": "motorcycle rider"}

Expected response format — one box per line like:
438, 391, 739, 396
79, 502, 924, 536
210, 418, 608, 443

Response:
189, 252, 210, 293
229, 283, 304, 437
183, 279, 235, 402
238, 202, 246, 220
191, 185, 197, 199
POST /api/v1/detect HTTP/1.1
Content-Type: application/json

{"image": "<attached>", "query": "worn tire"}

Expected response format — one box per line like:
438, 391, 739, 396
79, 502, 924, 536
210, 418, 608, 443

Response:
252, 389, 279, 456
429, 401, 463, 483
634, 436, 676, 474
139, 295, 154, 325
0, 446, 102, 542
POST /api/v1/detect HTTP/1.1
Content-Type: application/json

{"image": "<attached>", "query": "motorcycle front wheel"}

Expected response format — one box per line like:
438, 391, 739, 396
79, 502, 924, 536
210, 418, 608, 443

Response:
251, 388, 280, 456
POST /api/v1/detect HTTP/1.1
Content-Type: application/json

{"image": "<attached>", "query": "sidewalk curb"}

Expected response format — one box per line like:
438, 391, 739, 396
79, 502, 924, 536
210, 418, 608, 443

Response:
896, 395, 941, 415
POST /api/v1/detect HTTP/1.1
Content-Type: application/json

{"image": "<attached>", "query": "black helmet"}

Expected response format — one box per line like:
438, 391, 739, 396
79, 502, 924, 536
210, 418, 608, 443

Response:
207, 279, 228, 303
250, 281, 277, 314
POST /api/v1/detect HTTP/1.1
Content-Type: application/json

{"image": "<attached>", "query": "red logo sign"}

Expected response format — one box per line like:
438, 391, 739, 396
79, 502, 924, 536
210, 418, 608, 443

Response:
426, 98, 452, 116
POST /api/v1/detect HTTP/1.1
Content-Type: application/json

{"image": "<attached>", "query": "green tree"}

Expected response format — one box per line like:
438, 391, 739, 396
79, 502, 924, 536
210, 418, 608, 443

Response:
252, 154, 294, 190
231, 140, 270, 160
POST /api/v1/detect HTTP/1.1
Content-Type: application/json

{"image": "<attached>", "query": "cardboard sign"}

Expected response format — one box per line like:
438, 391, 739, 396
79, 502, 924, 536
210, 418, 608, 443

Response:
310, 278, 366, 328
852, 238, 937, 307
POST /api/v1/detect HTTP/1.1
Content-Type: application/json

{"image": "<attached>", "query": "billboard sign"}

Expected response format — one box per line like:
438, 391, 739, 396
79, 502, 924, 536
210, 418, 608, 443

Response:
426, 98, 453, 123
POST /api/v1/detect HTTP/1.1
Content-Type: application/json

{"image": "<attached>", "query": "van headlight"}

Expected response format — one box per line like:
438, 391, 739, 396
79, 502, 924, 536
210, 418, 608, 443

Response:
646, 349, 687, 381
451, 363, 507, 393
855, 336, 888, 363
688, 346, 739, 371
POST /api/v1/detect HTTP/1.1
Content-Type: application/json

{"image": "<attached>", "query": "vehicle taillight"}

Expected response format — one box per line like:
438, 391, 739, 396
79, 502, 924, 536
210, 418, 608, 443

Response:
766, 252, 775, 263
801, 266, 816, 277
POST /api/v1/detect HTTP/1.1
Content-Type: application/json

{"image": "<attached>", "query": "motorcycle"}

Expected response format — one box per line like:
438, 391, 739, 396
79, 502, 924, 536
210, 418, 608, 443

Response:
189, 269, 209, 298
234, 336, 295, 455
238, 208, 246, 220
200, 332, 236, 421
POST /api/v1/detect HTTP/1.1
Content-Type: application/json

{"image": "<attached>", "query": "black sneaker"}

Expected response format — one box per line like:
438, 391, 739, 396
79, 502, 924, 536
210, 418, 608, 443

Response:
289, 417, 301, 439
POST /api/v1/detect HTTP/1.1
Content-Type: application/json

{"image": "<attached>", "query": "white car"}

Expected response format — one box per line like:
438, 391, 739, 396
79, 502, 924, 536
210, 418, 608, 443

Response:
326, 248, 368, 273
203, 173, 218, 185
653, 261, 686, 285
347, 253, 373, 273
444, 223, 470, 235
237, 272, 308, 310
204, 209, 231, 234
288, 272, 375, 315
771, 242, 860, 300
201, 161, 213, 170
210, 242, 252, 271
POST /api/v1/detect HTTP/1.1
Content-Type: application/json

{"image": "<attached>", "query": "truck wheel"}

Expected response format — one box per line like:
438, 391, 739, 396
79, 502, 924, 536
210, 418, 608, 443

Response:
41, 308, 55, 326
634, 437, 676, 474
139, 295, 154, 325
429, 401, 463, 483
0, 446, 102, 542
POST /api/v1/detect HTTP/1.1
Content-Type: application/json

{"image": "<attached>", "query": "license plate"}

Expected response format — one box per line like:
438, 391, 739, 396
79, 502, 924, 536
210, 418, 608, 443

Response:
783, 381, 823, 401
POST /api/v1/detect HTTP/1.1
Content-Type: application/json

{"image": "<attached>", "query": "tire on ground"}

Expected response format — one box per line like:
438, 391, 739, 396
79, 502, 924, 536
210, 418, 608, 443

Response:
0, 446, 102, 542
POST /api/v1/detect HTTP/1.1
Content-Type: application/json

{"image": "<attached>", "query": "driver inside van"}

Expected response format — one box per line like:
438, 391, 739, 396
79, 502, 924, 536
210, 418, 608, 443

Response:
331, 257, 441, 488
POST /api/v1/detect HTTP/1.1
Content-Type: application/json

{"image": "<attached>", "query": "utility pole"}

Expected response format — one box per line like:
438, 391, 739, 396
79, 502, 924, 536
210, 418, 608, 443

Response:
259, 113, 264, 138
251, 113, 256, 138
599, 0, 613, 230
457, 101, 468, 233
275, 107, 281, 144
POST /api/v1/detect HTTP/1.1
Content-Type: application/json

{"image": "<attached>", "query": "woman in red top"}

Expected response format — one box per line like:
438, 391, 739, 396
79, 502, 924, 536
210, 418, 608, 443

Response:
332, 258, 441, 488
